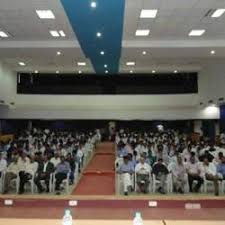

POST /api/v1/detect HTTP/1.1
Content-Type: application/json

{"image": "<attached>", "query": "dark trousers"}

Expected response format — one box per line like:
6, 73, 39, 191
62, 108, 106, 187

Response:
55, 172, 67, 190
34, 173, 50, 192
188, 174, 204, 192
19, 171, 32, 193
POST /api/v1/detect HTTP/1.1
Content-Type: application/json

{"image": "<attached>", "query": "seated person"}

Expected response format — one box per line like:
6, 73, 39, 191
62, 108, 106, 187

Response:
201, 157, 220, 196
170, 154, 187, 193
3, 156, 19, 194
217, 156, 225, 179
55, 156, 71, 194
152, 158, 169, 194
186, 152, 203, 193
118, 155, 134, 196
34, 155, 54, 193
66, 153, 76, 184
135, 156, 151, 193
50, 153, 61, 168
0, 153, 7, 178
18, 155, 38, 194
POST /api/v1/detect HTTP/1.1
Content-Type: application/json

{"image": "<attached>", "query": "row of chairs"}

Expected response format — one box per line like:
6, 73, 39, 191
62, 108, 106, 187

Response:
116, 172, 225, 195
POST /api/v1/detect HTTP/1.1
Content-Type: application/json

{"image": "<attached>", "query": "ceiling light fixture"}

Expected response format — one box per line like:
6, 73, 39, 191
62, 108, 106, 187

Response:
135, 29, 150, 36
90, 1, 97, 8
77, 62, 86, 66
152, 70, 156, 73
57, 51, 61, 55
142, 51, 147, 55
140, 9, 158, 18
105, 70, 109, 74
36, 10, 55, 19
126, 62, 135, 66
100, 51, 105, 55
96, 32, 102, 37
34, 70, 39, 74
104, 64, 108, 68
211, 9, 225, 18
210, 50, 215, 55
0, 30, 9, 38
56, 70, 59, 74
18, 62, 26, 66
50, 30, 66, 37
189, 29, 205, 36
78, 70, 82, 74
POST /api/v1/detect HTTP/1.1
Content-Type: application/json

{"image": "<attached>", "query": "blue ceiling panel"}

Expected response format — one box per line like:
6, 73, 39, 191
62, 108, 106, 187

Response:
60, 0, 125, 74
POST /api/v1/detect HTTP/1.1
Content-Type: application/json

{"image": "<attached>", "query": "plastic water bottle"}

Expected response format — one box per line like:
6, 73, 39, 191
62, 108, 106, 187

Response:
133, 212, 143, 225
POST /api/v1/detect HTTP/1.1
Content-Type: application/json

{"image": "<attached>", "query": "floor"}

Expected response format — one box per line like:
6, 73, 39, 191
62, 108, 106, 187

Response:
0, 219, 224, 225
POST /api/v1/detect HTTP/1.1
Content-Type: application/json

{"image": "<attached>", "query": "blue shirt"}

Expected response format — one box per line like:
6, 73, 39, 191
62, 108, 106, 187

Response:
56, 162, 70, 174
117, 147, 128, 157
119, 162, 134, 173
217, 163, 225, 176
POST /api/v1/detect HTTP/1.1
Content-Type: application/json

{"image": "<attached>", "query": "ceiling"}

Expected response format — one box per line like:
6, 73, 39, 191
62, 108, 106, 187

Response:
0, 0, 225, 74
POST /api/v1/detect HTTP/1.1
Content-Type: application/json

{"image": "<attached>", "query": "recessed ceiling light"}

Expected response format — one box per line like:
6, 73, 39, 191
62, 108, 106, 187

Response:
57, 51, 61, 55
210, 50, 215, 55
140, 9, 158, 18
105, 70, 109, 74
174, 70, 178, 73
211, 9, 225, 18
50, 30, 66, 37
56, 70, 59, 74
189, 29, 205, 36
130, 70, 133, 73
77, 62, 86, 66
126, 62, 135, 66
104, 64, 108, 68
96, 32, 102, 37
90, 1, 97, 8
34, 70, 39, 74
36, 10, 55, 19
0, 31, 9, 38
59, 30, 66, 37
100, 51, 105, 55
135, 29, 150, 36
142, 51, 147, 55
50, 30, 60, 37
152, 70, 156, 73
18, 62, 26, 66
78, 70, 82, 74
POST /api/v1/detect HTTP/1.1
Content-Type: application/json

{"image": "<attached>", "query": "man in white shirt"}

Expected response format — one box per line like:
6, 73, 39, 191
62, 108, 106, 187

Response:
186, 153, 203, 193
3, 157, 19, 194
170, 155, 187, 193
50, 153, 61, 168
18, 155, 38, 194
0, 153, 7, 177
135, 156, 151, 193
201, 157, 220, 196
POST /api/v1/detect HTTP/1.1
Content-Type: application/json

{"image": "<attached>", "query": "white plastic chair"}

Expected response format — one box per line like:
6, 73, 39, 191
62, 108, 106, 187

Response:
25, 174, 35, 194
134, 172, 152, 193
116, 173, 134, 195
34, 173, 54, 193
152, 173, 172, 193
0, 172, 5, 193
53, 172, 70, 194
10, 173, 20, 194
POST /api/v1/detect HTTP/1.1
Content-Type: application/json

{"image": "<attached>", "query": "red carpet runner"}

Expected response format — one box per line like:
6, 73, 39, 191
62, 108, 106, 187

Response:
72, 142, 115, 195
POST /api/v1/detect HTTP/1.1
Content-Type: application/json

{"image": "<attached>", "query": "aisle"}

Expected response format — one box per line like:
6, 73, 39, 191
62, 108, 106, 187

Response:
72, 142, 115, 195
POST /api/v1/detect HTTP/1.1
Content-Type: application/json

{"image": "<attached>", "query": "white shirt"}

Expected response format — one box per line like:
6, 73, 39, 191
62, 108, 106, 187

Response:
0, 158, 7, 172
185, 162, 201, 175
26, 162, 38, 175
200, 162, 217, 176
51, 157, 61, 168
135, 162, 151, 175
43, 162, 48, 172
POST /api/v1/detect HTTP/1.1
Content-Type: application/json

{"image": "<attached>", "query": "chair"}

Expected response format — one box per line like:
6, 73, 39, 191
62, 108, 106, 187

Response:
34, 173, 54, 193
116, 173, 134, 195
10, 173, 20, 194
220, 180, 225, 194
25, 174, 35, 194
134, 171, 152, 193
152, 173, 172, 193
0, 171, 5, 193
53, 172, 70, 194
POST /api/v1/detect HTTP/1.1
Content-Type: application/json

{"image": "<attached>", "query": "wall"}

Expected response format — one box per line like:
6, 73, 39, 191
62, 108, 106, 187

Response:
0, 61, 223, 120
